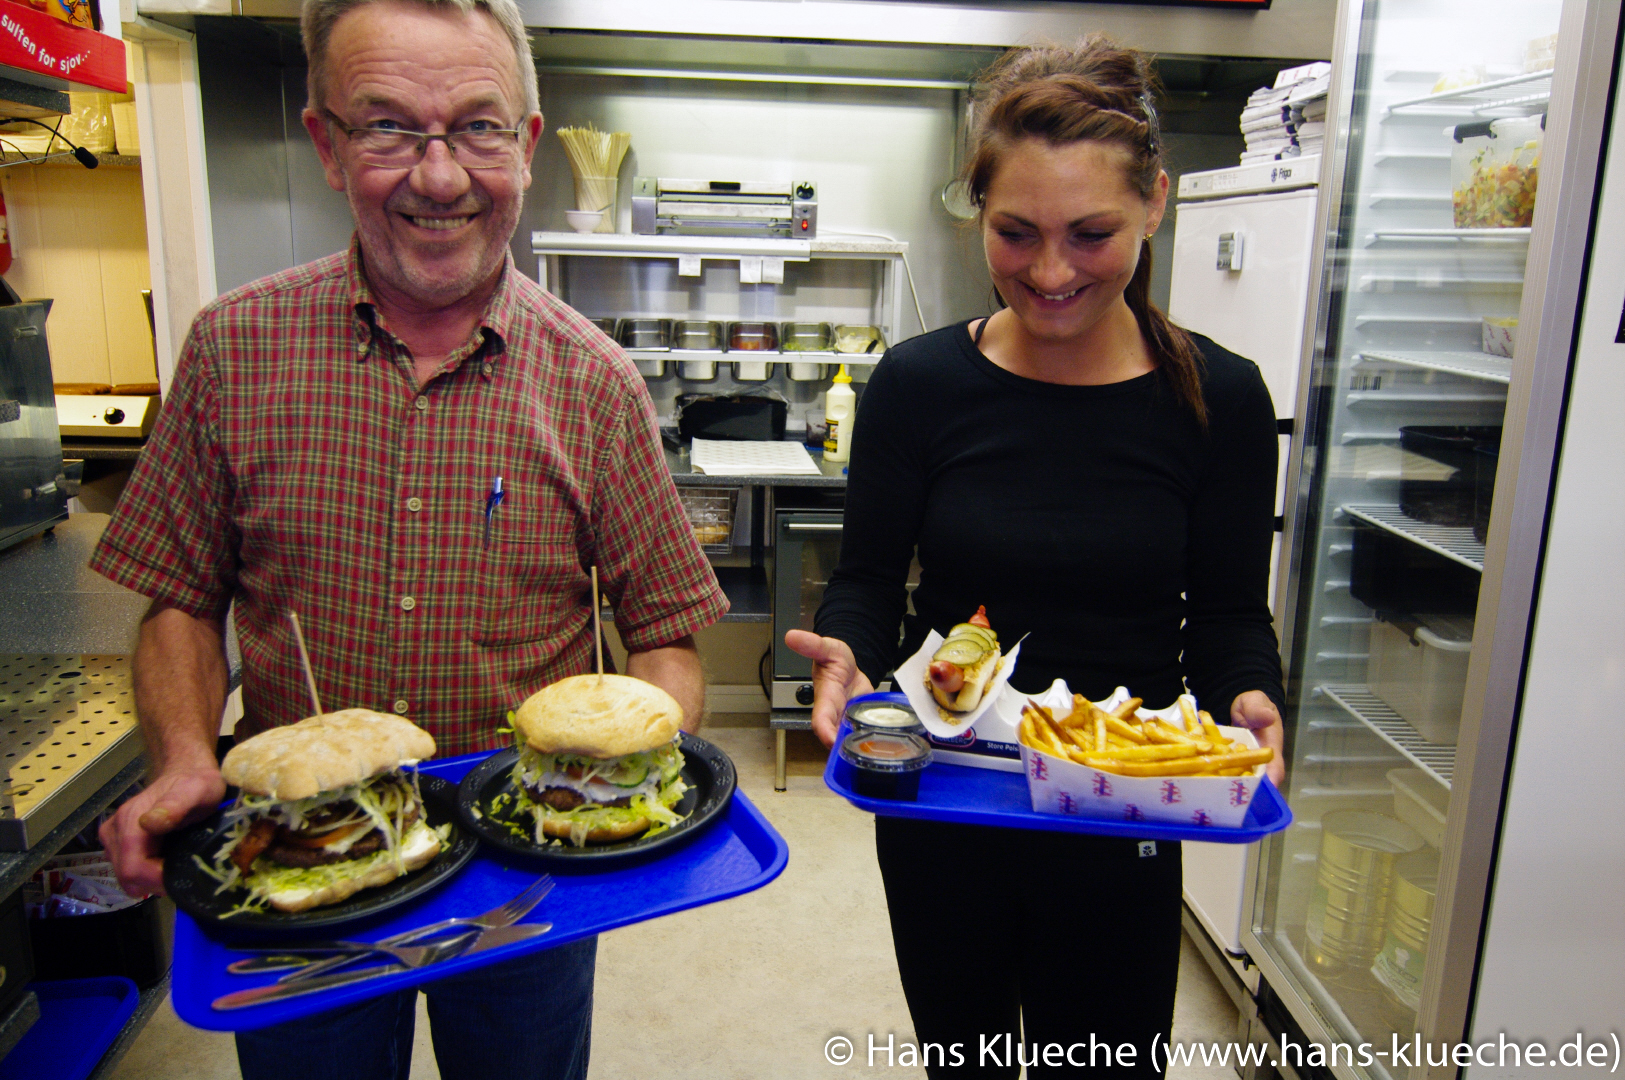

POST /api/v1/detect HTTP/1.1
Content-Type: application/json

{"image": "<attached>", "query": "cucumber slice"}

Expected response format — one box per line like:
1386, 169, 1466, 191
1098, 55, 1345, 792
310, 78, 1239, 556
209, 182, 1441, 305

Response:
609, 761, 650, 788
934, 638, 992, 665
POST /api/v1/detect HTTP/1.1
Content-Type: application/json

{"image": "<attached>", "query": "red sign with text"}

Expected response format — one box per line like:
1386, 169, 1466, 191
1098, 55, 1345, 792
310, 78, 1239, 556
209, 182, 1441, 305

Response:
0, 3, 125, 94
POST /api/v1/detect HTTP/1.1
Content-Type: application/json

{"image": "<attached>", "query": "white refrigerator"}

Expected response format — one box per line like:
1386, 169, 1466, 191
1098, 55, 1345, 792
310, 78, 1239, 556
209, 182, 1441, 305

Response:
1168, 158, 1323, 957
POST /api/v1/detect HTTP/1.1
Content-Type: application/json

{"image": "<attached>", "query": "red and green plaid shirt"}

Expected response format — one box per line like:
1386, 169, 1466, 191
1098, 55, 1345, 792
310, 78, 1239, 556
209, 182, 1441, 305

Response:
91, 240, 727, 756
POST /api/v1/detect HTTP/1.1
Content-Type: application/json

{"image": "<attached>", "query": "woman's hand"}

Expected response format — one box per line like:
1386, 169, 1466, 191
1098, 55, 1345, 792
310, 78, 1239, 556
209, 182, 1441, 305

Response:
784, 631, 875, 748
1230, 690, 1286, 788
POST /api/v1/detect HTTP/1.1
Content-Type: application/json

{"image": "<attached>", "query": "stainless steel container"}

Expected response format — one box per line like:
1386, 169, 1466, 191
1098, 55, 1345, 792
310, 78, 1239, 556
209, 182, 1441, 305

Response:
781, 322, 835, 353
727, 321, 779, 352
787, 363, 826, 382
616, 318, 672, 351
833, 324, 885, 356
589, 317, 617, 335
1304, 810, 1424, 974
671, 320, 725, 352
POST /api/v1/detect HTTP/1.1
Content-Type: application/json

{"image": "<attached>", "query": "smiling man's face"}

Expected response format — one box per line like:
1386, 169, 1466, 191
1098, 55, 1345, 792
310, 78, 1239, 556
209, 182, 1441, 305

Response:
304, 0, 542, 313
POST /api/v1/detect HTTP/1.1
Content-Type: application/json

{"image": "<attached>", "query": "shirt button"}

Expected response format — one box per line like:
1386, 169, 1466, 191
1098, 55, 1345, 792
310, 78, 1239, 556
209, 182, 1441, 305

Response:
400, 596, 416, 612
392, 699, 410, 714
414, 396, 429, 412
481, 362, 493, 377
406, 497, 423, 512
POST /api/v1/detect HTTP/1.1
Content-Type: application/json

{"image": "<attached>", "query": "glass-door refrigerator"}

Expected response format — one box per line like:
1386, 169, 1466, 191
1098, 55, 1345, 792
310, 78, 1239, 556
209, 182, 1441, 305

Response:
1246, 0, 1622, 1075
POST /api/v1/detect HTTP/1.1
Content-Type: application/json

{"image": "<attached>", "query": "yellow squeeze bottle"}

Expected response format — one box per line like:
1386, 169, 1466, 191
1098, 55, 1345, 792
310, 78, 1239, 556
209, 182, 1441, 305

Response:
823, 364, 855, 462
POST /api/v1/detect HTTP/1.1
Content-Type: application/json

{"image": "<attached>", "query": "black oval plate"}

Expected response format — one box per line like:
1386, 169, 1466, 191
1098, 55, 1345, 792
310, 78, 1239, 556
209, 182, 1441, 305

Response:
456, 733, 736, 866
163, 774, 478, 932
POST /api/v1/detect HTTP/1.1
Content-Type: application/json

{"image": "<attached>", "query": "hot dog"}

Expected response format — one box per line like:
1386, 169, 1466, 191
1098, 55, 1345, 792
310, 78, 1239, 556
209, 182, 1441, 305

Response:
927, 606, 1002, 717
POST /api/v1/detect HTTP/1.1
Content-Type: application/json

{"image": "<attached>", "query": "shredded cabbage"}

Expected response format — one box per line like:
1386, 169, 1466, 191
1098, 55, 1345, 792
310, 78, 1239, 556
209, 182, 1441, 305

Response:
503, 760, 690, 848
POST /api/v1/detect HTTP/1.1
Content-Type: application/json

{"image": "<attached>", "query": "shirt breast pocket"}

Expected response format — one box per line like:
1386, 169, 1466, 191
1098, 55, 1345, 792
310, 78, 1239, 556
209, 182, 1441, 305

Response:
474, 510, 589, 648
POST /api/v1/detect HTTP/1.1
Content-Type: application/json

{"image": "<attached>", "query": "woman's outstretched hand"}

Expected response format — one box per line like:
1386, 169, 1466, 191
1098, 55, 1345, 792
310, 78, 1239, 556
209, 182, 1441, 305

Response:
1230, 690, 1286, 788
784, 630, 875, 748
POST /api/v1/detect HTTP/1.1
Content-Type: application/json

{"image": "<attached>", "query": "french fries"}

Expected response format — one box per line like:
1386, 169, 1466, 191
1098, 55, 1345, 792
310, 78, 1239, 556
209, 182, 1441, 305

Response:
1018, 692, 1273, 778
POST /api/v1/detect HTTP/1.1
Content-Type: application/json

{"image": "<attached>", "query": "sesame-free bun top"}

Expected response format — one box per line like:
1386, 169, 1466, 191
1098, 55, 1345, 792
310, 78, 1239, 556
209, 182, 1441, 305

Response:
514, 674, 682, 758
221, 709, 436, 800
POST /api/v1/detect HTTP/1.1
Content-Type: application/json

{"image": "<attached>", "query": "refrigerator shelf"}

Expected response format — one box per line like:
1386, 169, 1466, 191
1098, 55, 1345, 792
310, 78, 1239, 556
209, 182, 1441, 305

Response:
1343, 503, 1487, 571
1365, 227, 1531, 244
1383, 70, 1553, 117
1356, 273, 1524, 291
1320, 684, 1456, 787
1357, 349, 1513, 383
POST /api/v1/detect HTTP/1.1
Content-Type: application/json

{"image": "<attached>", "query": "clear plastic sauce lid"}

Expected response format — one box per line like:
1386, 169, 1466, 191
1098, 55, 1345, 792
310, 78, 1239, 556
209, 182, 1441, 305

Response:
839, 731, 932, 774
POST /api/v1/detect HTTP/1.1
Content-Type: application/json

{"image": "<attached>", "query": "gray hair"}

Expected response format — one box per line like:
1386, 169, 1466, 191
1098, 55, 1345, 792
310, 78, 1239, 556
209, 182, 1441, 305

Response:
302, 0, 540, 117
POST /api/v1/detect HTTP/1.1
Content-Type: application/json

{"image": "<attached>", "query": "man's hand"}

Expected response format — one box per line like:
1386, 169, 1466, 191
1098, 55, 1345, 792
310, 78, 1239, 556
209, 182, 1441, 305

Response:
784, 631, 874, 748
1230, 689, 1285, 788
99, 764, 226, 897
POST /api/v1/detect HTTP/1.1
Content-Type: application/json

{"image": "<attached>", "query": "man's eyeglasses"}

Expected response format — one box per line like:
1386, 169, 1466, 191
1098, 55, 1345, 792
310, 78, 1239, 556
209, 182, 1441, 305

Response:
323, 111, 523, 170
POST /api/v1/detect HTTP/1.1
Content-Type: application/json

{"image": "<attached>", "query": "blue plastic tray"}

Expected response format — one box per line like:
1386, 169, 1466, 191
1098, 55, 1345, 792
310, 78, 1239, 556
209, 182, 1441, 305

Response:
171, 752, 788, 1031
826, 724, 1292, 843
0, 977, 140, 1080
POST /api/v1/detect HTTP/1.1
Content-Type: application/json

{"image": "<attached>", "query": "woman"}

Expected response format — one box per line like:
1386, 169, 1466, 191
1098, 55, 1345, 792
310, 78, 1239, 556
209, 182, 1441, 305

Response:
787, 37, 1286, 1078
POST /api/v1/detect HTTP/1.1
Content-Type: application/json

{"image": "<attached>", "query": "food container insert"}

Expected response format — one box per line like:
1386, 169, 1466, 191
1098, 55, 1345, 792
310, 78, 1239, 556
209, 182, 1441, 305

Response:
616, 318, 672, 351
846, 694, 926, 737
727, 322, 779, 352
838, 730, 932, 801
833, 325, 886, 355
671, 320, 724, 352
780, 322, 834, 354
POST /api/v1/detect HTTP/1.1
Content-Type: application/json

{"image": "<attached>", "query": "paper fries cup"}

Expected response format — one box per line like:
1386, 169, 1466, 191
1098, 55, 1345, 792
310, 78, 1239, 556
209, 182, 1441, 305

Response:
1018, 685, 1266, 828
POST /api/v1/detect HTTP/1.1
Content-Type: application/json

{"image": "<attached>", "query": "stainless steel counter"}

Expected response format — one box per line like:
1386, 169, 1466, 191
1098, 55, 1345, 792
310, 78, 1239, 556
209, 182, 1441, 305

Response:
664, 441, 849, 488
0, 515, 150, 655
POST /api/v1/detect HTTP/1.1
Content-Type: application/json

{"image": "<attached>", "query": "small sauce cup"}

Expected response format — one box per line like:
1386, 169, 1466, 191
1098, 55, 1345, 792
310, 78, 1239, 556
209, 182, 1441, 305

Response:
839, 730, 932, 801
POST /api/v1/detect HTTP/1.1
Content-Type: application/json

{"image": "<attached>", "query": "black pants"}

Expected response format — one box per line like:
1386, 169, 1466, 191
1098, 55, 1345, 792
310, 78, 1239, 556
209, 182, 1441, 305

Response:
875, 817, 1183, 1078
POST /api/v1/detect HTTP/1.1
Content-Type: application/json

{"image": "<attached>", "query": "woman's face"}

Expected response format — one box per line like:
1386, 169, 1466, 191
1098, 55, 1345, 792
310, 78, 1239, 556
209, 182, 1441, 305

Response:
981, 137, 1166, 344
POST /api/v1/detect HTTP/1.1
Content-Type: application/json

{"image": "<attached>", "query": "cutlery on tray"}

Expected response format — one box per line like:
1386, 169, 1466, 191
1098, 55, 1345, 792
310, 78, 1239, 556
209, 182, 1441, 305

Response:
227, 874, 556, 979
212, 922, 555, 1010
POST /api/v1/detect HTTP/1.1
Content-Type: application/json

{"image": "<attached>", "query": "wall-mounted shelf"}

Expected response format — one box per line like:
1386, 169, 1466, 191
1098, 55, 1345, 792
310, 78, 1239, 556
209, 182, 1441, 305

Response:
625, 349, 882, 366
0, 152, 139, 169
1320, 683, 1455, 788
531, 231, 906, 260
1343, 502, 1486, 572
1357, 349, 1512, 384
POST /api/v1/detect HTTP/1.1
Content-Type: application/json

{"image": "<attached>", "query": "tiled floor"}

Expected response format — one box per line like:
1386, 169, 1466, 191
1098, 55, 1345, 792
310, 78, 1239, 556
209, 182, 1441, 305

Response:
107, 722, 1242, 1079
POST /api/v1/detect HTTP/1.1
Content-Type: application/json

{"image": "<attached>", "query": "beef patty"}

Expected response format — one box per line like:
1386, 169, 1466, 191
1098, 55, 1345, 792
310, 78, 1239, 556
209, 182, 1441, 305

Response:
264, 804, 422, 869
522, 781, 632, 811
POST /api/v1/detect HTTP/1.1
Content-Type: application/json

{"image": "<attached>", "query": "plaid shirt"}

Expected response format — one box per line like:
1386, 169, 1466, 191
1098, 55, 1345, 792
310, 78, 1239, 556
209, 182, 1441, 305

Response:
91, 240, 727, 756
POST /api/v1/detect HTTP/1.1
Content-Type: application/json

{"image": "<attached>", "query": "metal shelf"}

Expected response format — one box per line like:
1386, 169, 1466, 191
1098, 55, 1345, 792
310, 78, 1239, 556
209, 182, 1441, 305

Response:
0, 755, 145, 896
1356, 273, 1523, 291
1365, 227, 1530, 245
1357, 349, 1512, 384
1343, 503, 1485, 572
0, 991, 40, 1064
1321, 684, 1455, 787
625, 348, 880, 366
1384, 70, 1552, 117
531, 231, 907, 259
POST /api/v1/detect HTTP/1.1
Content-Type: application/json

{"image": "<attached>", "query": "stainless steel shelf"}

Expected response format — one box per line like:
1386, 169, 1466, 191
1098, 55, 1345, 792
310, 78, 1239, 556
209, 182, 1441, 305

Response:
1321, 684, 1455, 788
1343, 503, 1486, 572
1357, 349, 1513, 384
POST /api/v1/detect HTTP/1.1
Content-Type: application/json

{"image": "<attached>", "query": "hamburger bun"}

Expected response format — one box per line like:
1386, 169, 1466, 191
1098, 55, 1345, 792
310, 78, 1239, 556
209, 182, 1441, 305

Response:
222, 709, 436, 800
539, 815, 652, 844
514, 674, 683, 758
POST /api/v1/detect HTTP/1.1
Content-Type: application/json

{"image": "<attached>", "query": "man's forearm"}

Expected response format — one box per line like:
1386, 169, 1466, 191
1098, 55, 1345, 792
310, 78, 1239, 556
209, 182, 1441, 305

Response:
133, 602, 230, 774
624, 635, 705, 732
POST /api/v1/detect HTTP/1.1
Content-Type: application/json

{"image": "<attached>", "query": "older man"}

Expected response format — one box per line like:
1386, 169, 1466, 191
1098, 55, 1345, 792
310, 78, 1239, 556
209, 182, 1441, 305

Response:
92, 0, 726, 1076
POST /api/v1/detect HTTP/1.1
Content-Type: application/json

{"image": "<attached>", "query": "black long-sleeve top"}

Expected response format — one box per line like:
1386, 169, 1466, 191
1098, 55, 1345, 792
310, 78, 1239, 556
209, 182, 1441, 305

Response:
815, 320, 1285, 717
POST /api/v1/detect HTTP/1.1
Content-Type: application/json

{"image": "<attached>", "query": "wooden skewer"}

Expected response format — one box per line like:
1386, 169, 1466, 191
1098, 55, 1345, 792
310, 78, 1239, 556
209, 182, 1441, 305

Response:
287, 612, 324, 715
591, 566, 604, 682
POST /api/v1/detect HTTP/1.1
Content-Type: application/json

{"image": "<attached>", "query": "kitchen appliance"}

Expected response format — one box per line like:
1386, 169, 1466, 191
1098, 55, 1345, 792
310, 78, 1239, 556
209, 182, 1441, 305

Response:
53, 393, 159, 439
1168, 137, 1322, 962
1243, 1, 1621, 1074
771, 498, 845, 709
631, 178, 817, 238
0, 300, 68, 553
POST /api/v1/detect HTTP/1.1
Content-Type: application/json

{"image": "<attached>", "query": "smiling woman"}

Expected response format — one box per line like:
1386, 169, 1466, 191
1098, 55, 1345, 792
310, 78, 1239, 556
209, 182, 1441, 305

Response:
788, 33, 1287, 1080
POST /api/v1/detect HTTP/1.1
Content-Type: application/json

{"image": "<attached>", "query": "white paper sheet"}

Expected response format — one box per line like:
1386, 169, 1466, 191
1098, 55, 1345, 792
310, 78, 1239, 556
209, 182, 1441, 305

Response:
898, 629, 1023, 738
689, 439, 822, 475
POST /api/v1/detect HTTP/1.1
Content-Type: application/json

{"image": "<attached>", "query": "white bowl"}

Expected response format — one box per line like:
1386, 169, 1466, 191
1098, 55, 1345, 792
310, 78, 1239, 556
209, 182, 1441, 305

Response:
565, 210, 604, 233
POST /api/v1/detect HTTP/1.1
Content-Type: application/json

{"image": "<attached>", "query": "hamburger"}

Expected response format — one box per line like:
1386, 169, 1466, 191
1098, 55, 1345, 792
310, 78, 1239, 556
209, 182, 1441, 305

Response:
201, 709, 444, 914
927, 606, 1002, 718
507, 675, 689, 847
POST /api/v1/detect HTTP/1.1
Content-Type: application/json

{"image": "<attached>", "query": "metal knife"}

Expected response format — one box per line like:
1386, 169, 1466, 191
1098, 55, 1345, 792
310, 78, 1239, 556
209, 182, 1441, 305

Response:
211, 922, 554, 1010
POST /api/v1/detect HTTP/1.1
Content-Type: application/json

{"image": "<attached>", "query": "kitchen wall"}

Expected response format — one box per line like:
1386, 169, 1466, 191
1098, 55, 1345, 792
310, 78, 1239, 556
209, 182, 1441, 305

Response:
2, 162, 156, 387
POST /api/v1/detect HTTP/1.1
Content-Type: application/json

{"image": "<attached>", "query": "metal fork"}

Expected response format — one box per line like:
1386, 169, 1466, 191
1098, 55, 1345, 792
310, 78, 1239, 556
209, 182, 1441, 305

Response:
227, 875, 555, 980
237, 929, 480, 970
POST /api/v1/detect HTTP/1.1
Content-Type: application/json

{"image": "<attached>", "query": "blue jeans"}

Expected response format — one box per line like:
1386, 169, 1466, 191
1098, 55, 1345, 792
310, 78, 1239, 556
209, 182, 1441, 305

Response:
235, 936, 596, 1080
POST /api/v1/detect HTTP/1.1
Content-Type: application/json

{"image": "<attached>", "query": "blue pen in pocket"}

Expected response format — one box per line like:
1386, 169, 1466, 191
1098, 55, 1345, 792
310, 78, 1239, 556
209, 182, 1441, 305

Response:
483, 476, 504, 547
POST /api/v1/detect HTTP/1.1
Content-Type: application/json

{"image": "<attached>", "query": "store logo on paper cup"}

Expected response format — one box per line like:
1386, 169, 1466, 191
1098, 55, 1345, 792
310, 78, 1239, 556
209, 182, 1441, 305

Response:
1192, 809, 1213, 827
929, 728, 978, 749
1091, 773, 1113, 798
1028, 754, 1048, 781
1229, 780, 1252, 807
1159, 780, 1182, 805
